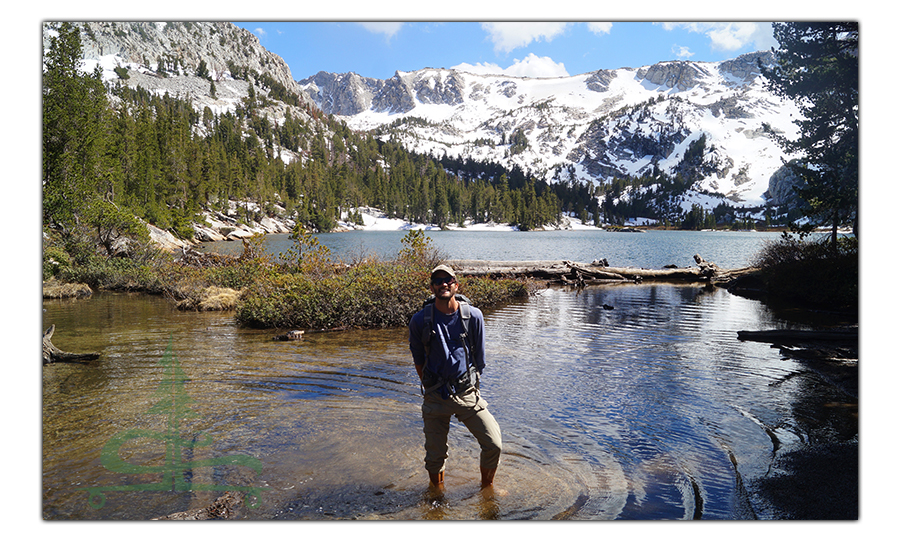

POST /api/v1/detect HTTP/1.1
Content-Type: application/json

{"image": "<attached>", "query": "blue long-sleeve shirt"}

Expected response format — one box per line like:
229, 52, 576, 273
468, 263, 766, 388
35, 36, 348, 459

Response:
409, 303, 485, 397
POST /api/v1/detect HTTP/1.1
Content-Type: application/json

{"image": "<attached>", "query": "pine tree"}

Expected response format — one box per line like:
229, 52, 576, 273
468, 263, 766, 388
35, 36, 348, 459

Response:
43, 22, 109, 229
762, 22, 859, 247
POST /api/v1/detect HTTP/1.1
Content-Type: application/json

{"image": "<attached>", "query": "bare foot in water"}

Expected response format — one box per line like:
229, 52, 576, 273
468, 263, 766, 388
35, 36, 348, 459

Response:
480, 483, 508, 498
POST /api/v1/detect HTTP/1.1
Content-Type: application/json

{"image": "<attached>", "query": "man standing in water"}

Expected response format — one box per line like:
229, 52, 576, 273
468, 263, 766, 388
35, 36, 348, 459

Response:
409, 265, 502, 492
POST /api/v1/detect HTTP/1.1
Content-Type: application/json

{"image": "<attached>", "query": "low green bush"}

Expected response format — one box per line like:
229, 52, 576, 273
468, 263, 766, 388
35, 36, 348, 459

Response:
235, 231, 535, 329
235, 261, 432, 329
43, 246, 71, 281
44, 224, 536, 329
751, 233, 858, 310
457, 276, 536, 307
59, 254, 158, 292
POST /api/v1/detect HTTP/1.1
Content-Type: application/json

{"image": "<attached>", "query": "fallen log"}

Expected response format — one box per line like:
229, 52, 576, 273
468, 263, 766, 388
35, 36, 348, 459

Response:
737, 328, 858, 346
445, 259, 757, 285
42, 324, 100, 364
154, 491, 244, 520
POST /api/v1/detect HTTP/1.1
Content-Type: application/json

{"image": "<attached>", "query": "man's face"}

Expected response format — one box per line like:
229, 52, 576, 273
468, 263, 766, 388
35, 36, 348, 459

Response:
430, 273, 457, 300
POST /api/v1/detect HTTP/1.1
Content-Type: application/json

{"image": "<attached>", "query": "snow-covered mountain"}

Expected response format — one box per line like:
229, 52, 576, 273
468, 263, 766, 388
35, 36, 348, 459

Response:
300, 52, 802, 209
45, 22, 804, 217
42, 21, 328, 166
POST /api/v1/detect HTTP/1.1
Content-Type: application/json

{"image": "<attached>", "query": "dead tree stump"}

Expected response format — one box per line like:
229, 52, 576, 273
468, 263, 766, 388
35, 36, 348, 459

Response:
42, 325, 100, 364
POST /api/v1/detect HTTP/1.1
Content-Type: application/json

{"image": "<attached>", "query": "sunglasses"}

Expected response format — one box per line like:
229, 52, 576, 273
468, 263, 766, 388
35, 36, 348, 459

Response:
431, 276, 457, 286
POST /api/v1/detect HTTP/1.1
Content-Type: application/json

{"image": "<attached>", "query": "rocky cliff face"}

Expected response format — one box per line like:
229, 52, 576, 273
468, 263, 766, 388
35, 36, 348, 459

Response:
43, 21, 319, 163
46, 21, 300, 96
718, 51, 774, 82
766, 162, 805, 207
299, 68, 469, 116
636, 61, 713, 92
301, 71, 383, 116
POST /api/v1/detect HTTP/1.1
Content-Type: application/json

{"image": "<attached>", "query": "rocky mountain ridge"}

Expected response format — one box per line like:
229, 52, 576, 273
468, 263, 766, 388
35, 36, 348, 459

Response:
50, 21, 300, 95
300, 51, 802, 209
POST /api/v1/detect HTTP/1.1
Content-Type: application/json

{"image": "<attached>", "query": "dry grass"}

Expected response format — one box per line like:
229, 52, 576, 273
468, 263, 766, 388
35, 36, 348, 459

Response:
42, 280, 93, 299
175, 286, 242, 311
198, 286, 241, 311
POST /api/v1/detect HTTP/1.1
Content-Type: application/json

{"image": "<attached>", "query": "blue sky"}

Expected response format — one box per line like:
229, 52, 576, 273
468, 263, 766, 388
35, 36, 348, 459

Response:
232, 22, 779, 81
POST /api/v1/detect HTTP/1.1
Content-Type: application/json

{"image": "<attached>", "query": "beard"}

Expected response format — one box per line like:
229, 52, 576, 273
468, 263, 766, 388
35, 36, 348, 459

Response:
434, 287, 453, 299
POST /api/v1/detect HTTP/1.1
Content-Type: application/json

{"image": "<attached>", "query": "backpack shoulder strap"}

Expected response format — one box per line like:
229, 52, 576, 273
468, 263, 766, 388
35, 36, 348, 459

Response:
457, 299, 471, 335
421, 296, 470, 349
421, 303, 434, 353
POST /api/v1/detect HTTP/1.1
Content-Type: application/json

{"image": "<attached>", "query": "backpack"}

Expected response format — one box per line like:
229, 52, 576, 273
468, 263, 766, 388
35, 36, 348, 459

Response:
418, 294, 479, 396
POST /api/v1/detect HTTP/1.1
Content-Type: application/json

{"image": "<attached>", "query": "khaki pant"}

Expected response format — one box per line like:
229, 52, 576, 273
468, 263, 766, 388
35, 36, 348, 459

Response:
421, 389, 502, 475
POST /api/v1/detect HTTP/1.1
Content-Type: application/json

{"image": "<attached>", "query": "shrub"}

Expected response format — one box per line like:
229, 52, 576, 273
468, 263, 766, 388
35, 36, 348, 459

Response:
60, 254, 158, 292
278, 229, 338, 280
43, 246, 71, 281
236, 273, 325, 329
457, 276, 535, 307
398, 229, 446, 269
236, 261, 431, 329
751, 233, 858, 310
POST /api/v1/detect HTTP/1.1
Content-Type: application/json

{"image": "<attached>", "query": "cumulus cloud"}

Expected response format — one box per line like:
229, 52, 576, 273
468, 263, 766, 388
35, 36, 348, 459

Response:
253, 27, 266, 37
452, 62, 505, 76
481, 22, 571, 53
586, 22, 613, 35
357, 22, 404, 40
453, 53, 569, 78
505, 53, 569, 77
672, 45, 694, 59
661, 22, 777, 52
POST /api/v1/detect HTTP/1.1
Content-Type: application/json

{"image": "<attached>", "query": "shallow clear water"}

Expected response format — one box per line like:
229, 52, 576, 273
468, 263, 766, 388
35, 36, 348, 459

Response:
42, 282, 855, 520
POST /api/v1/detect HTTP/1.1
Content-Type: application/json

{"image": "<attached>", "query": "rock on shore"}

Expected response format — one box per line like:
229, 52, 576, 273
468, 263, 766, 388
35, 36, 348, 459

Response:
147, 202, 295, 252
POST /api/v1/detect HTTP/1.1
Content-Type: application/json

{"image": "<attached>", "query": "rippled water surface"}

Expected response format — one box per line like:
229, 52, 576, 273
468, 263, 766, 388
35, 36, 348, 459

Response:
199, 229, 787, 269
42, 282, 855, 520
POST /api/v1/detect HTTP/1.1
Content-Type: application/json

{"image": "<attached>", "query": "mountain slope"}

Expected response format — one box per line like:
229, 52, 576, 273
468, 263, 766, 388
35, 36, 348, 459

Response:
300, 52, 801, 209
44, 21, 318, 160
43, 21, 803, 231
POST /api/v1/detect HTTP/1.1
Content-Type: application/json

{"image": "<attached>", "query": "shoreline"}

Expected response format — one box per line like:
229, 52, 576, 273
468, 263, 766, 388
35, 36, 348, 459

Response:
147, 203, 847, 253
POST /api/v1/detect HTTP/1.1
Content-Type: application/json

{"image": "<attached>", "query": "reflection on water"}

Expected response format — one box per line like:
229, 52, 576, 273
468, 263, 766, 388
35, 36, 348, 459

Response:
42, 286, 854, 520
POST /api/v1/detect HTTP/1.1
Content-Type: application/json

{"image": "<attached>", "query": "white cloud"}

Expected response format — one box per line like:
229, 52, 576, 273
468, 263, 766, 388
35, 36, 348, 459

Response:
357, 22, 404, 40
453, 53, 569, 78
452, 61, 506, 76
253, 27, 266, 37
662, 22, 777, 52
505, 53, 569, 78
481, 22, 571, 53
586, 22, 613, 35
672, 45, 694, 59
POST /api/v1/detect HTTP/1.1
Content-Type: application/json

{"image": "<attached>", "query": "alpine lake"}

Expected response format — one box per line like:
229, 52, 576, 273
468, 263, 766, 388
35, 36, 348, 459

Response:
42, 229, 858, 520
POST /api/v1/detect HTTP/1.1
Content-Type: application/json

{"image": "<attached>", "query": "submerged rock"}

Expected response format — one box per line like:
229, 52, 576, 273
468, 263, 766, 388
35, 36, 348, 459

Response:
274, 330, 305, 341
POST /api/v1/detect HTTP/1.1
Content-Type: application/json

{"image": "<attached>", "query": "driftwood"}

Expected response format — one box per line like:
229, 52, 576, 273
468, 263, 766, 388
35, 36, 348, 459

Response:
445, 258, 759, 286
737, 328, 858, 346
42, 325, 100, 365
154, 491, 244, 520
